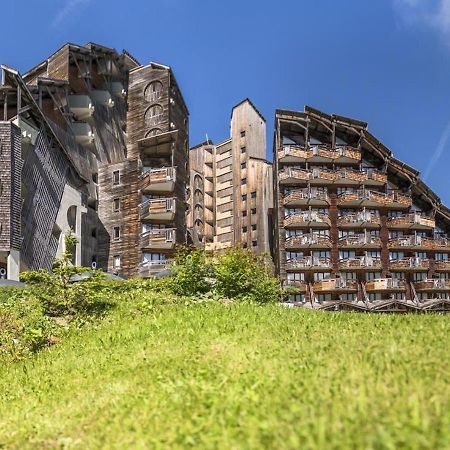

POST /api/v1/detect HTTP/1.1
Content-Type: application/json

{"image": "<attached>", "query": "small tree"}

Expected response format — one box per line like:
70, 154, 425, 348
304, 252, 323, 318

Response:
214, 247, 281, 303
170, 246, 212, 296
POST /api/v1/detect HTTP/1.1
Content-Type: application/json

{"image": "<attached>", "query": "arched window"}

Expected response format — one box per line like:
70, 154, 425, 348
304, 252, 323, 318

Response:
144, 81, 164, 102
145, 104, 164, 127
145, 128, 163, 138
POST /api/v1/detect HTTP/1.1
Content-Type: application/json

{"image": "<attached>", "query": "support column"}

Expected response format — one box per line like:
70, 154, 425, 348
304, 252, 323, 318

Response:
7, 249, 20, 281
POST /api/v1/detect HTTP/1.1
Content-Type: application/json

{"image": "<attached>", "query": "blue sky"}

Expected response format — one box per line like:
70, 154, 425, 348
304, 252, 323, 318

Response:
2, 0, 450, 203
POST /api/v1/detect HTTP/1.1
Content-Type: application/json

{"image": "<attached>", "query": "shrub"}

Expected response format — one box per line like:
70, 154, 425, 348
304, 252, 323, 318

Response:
170, 246, 212, 296
214, 248, 281, 303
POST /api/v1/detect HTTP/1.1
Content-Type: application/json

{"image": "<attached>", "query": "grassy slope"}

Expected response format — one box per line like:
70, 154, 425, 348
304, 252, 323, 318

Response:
0, 304, 449, 450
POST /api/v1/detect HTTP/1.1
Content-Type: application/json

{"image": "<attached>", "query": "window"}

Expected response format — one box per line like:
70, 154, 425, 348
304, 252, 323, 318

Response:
241, 162, 246, 170
389, 251, 404, 260
241, 146, 246, 153
113, 255, 121, 269
242, 226, 248, 233
251, 208, 256, 215
242, 210, 247, 217
240, 130, 246, 138
145, 104, 164, 127
416, 251, 427, 259
288, 294, 305, 303
113, 198, 120, 212
144, 81, 163, 102
113, 226, 121, 240
366, 272, 382, 281
241, 178, 247, 185
113, 170, 120, 185
314, 272, 331, 281
413, 272, 427, 281
251, 191, 257, 199
251, 224, 257, 231
340, 250, 355, 260
252, 240, 257, 247
287, 272, 305, 281
435, 253, 449, 261
340, 293, 356, 302
91, 228, 97, 238
92, 173, 98, 184
242, 194, 247, 201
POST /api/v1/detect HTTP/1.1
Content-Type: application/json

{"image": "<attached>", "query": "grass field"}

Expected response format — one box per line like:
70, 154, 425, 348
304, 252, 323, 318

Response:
0, 302, 449, 449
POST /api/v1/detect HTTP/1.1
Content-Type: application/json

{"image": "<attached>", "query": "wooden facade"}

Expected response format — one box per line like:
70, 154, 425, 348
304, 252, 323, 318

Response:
0, 43, 189, 279
273, 106, 450, 312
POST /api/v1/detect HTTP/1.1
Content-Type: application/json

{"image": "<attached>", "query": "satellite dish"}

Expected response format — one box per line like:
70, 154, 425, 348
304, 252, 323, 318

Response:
91, 261, 97, 270
0, 268, 6, 279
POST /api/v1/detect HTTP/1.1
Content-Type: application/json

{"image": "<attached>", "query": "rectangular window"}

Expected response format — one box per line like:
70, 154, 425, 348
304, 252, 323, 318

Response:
113, 255, 121, 269
252, 240, 257, 247
251, 191, 257, 199
240, 130, 246, 138
113, 226, 121, 240
241, 162, 246, 169
314, 272, 331, 281
413, 272, 427, 281
242, 194, 247, 201
389, 251, 404, 260
251, 224, 257, 231
242, 226, 247, 233
366, 272, 382, 281
251, 208, 256, 215
241, 178, 247, 185
242, 210, 247, 217
241, 146, 246, 153
113, 198, 120, 212
416, 251, 427, 259
113, 170, 120, 185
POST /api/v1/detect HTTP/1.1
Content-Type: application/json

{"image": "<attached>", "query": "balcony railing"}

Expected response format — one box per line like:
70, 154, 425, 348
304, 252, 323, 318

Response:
286, 256, 332, 271
338, 234, 381, 248
283, 279, 307, 291
339, 256, 382, 270
139, 198, 175, 221
138, 259, 170, 277
337, 189, 412, 208
414, 279, 450, 291
389, 258, 429, 271
139, 228, 175, 249
282, 188, 330, 206
388, 236, 436, 250
278, 145, 361, 163
284, 212, 331, 228
140, 167, 176, 193
365, 278, 407, 291
285, 234, 332, 249
313, 278, 358, 292
337, 212, 381, 228
387, 213, 435, 230
279, 168, 386, 186
434, 260, 450, 271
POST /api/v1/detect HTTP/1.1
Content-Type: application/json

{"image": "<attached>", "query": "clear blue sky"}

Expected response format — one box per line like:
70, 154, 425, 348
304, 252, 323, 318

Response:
2, 0, 450, 204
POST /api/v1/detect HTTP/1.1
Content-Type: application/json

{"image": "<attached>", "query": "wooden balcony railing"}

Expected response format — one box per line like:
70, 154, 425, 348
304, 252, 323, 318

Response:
140, 167, 175, 191
337, 189, 412, 207
337, 212, 381, 227
139, 198, 175, 220
339, 256, 382, 270
283, 280, 308, 291
388, 236, 436, 250
286, 256, 332, 270
338, 234, 381, 247
389, 258, 429, 270
365, 278, 407, 291
139, 228, 175, 248
387, 213, 435, 229
282, 188, 330, 205
279, 168, 386, 185
285, 234, 332, 249
278, 145, 361, 162
414, 279, 450, 291
313, 278, 358, 292
284, 212, 331, 228
138, 259, 171, 277
434, 260, 450, 271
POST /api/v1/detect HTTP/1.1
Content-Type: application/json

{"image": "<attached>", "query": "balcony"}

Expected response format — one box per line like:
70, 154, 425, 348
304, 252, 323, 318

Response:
285, 234, 332, 249
339, 256, 382, 271
139, 228, 175, 250
110, 81, 126, 97
337, 212, 381, 229
282, 188, 330, 207
279, 168, 386, 187
387, 213, 435, 230
434, 260, 450, 272
338, 234, 381, 249
283, 280, 308, 291
284, 212, 331, 229
68, 95, 95, 120
140, 167, 176, 194
313, 278, 358, 293
337, 190, 411, 208
388, 236, 435, 251
138, 259, 171, 277
139, 198, 175, 222
414, 279, 450, 291
138, 130, 178, 157
365, 278, 407, 292
70, 122, 95, 145
90, 90, 115, 107
286, 256, 332, 271
434, 238, 450, 251
278, 145, 361, 164
389, 258, 429, 271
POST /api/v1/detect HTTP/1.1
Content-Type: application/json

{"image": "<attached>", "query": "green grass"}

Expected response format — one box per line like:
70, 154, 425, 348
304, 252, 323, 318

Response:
0, 303, 449, 449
